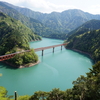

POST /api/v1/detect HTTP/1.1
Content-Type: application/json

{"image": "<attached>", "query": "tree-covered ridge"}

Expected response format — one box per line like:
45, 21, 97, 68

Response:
0, 1, 43, 33
0, 2, 66, 39
2, 1, 100, 40
7, 49, 38, 66
65, 29, 100, 62
0, 12, 41, 54
67, 19, 100, 40
0, 12, 40, 66
0, 61, 100, 100
5, 1, 100, 34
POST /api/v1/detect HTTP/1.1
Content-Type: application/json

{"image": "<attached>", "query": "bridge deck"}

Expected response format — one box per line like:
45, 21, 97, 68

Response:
34, 43, 66, 51
0, 43, 67, 61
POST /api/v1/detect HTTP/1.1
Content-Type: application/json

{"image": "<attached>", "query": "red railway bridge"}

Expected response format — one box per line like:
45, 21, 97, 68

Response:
0, 43, 67, 61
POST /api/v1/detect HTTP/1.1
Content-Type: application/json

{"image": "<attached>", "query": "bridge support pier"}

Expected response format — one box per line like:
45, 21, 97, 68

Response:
53, 47, 55, 53
61, 45, 62, 50
42, 50, 44, 56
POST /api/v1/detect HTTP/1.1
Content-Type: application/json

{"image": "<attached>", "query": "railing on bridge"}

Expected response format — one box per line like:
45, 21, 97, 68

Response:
34, 43, 67, 56
0, 50, 31, 61
0, 43, 67, 61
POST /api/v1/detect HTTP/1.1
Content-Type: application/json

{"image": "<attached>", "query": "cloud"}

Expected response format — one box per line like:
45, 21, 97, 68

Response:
0, 0, 77, 13
1, 0, 100, 14
44, 1, 77, 13
1, 0, 20, 4
88, 5, 100, 14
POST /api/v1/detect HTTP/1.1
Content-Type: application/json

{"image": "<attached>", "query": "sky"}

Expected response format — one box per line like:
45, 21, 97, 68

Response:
0, 0, 100, 14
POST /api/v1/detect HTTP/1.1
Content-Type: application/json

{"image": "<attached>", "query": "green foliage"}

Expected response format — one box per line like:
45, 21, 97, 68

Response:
67, 19, 100, 40
7, 49, 38, 66
71, 61, 100, 100
0, 86, 13, 100
66, 29, 100, 62
0, 86, 7, 98
47, 88, 66, 100
0, 2, 66, 39
29, 89, 66, 100
18, 95, 30, 100
29, 91, 48, 100
0, 12, 39, 66
0, 12, 41, 54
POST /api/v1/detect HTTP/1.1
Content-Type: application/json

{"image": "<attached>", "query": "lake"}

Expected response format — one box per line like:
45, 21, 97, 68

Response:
0, 38, 93, 96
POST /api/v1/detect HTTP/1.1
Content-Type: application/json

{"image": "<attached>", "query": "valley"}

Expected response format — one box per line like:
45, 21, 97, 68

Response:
0, 1, 100, 100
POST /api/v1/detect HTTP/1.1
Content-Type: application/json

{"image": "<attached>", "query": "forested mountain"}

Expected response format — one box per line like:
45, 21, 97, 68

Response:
67, 19, 100, 40
3, 1, 100, 33
65, 29, 100, 62
65, 19, 100, 61
1, 1, 100, 39
0, 12, 40, 66
0, 2, 63, 39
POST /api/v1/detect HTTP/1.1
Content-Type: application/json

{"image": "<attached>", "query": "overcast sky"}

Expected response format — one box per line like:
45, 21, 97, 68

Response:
0, 0, 100, 14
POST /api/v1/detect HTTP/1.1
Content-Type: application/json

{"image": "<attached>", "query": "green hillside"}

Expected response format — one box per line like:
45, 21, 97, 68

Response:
2, 1, 100, 40
13, 7, 95, 32
0, 12, 40, 66
65, 29, 100, 62
65, 19, 100, 62
6, 2, 100, 34
0, 2, 65, 39
67, 19, 100, 39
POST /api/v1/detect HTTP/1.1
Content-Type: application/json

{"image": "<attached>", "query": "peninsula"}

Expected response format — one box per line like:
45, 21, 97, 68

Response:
0, 12, 41, 68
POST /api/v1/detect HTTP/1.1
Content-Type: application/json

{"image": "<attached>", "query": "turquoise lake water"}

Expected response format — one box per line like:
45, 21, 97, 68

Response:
0, 38, 93, 95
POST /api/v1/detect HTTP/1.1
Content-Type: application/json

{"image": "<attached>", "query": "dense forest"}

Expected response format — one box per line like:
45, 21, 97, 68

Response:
0, 2, 65, 39
67, 19, 100, 38
62, 19, 100, 62
8, 3, 100, 33
65, 29, 100, 62
0, 61, 100, 100
1, 1, 100, 39
0, 12, 41, 67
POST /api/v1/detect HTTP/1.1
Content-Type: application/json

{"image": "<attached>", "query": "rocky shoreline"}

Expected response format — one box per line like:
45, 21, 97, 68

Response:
19, 61, 40, 68
66, 48, 93, 59
73, 49, 92, 58
3, 60, 40, 68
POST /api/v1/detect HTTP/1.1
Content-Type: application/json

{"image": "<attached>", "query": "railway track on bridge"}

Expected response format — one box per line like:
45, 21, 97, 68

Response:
0, 43, 67, 61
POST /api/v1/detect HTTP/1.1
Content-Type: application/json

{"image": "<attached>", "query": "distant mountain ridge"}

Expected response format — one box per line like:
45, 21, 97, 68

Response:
1, 1, 100, 40
2, 1, 100, 33
67, 19, 100, 40
0, 1, 62, 39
